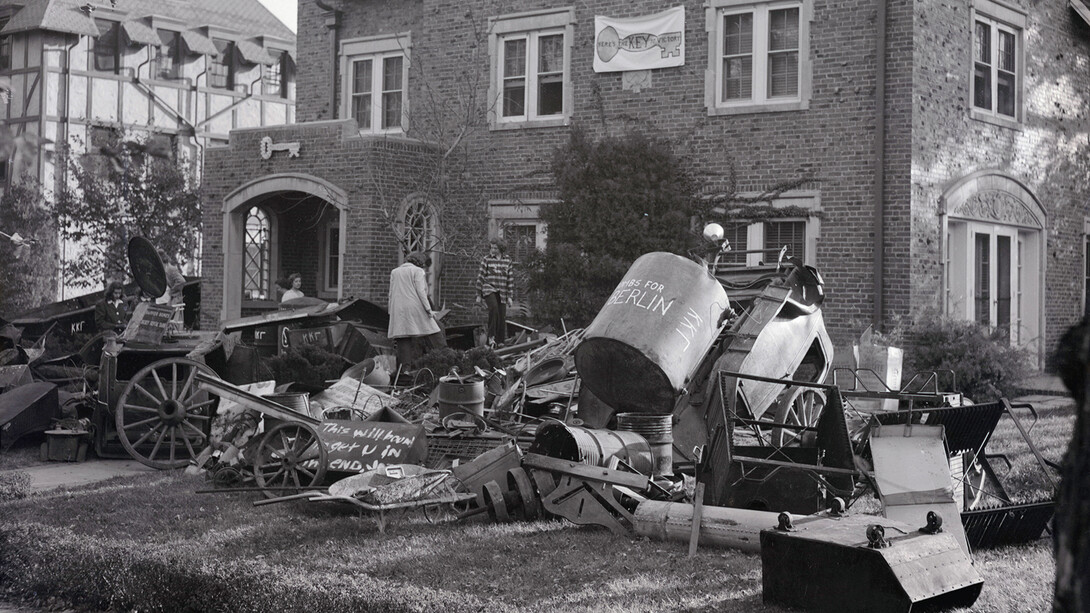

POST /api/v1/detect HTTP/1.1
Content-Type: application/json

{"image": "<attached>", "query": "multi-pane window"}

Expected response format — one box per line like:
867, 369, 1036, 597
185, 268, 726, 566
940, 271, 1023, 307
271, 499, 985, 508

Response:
350, 53, 403, 132
0, 18, 11, 71
717, 4, 801, 105
973, 16, 1019, 119
264, 50, 288, 97
504, 224, 539, 263
93, 19, 120, 73
209, 39, 234, 90
765, 219, 806, 261
243, 207, 271, 300
711, 216, 813, 271
155, 30, 181, 80
498, 31, 565, 121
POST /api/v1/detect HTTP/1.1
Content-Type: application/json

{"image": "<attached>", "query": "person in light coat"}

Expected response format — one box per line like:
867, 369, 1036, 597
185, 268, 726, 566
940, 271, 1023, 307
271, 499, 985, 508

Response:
388, 252, 443, 369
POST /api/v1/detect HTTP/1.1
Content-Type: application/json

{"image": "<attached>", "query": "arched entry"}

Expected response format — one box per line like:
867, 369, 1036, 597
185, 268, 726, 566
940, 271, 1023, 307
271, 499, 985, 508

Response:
940, 170, 1046, 361
222, 173, 348, 321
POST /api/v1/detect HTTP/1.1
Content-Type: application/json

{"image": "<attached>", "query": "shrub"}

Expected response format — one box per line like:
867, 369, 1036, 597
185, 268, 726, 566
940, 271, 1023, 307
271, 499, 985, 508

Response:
885, 314, 1033, 402
525, 127, 703, 328
262, 343, 347, 389
0, 471, 31, 501
411, 346, 501, 387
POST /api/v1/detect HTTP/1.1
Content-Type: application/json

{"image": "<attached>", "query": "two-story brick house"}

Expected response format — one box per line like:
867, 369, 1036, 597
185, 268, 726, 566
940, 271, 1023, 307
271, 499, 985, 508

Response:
0, 0, 295, 292
200, 0, 1090, 367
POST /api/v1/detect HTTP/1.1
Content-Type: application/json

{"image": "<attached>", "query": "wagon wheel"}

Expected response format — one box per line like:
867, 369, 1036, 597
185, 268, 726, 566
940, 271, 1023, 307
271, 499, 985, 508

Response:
115, 357, 218, 469
253, 422, 328, 498
507, 467, 542, 521
770, 387, 826, 447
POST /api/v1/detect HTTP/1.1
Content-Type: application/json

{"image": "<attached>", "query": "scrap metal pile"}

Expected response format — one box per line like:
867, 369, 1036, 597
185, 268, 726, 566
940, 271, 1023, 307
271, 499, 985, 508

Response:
0, 231, 1064, 612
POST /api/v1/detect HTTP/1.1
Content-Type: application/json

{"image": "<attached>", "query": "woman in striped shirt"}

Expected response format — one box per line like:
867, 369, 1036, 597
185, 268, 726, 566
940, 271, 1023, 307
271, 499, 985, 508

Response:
475, 240, 514, 346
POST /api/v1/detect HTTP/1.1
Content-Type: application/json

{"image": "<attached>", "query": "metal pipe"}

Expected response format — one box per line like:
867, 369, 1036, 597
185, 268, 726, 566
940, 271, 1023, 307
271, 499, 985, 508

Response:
872, 0, 887, 329
634, 500, 800, 553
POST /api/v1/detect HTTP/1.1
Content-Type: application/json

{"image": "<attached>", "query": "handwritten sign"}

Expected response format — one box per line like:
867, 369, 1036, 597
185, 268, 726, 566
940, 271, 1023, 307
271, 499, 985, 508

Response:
320, 416, 427, 473
594, 6, 685, 73
120, 302, 174, 345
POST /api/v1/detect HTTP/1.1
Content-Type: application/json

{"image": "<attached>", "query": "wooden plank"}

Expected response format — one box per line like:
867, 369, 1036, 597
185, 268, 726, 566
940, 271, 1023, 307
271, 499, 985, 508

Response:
521, 453, 649, 489
194, 371, 321, 425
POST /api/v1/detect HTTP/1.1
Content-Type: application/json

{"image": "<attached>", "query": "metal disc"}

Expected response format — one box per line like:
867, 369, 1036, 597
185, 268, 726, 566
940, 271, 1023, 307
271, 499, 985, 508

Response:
507, 467, 541, 521
127, 236, 167, 298
482, 480, 510, 523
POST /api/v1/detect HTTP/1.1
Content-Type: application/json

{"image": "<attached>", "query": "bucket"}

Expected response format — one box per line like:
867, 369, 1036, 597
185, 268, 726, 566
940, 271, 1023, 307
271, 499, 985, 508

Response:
616, 413, 674, 476
575, 252, 728, 415
437, 377, 486, 419
528, 421, 653, 475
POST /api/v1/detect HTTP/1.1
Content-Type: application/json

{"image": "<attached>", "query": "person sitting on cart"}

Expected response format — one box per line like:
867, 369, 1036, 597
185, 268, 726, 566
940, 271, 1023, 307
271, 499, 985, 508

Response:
95, 280, 130, 334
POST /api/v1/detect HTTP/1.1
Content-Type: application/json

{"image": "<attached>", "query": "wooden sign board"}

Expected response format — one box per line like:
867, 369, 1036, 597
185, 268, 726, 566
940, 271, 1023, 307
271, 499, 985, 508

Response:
320, 414, 427, 474
120, 302, 174, 345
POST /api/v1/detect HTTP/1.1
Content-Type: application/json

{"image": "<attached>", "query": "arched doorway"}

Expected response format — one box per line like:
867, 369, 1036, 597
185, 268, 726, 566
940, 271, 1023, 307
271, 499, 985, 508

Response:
222, 173, 348, 320
940, 170, 1046, 362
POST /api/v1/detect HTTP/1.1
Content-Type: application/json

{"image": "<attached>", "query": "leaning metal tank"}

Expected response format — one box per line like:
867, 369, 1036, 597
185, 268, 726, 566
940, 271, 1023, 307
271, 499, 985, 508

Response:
574, 252, 729, 415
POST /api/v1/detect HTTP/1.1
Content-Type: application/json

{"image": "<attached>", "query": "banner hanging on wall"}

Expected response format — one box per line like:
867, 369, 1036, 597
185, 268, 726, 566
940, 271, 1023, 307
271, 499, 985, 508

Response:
594, 6, 685, 73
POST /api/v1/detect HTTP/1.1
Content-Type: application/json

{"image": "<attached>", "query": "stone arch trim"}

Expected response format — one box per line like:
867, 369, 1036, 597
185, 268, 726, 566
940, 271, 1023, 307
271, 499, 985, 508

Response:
220, 173, 349, 321
940, 170, 1045, 229
223, 173, 348, 213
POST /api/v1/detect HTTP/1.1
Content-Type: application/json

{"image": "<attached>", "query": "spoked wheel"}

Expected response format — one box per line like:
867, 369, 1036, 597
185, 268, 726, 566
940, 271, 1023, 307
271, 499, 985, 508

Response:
115, 358, 218, 469
253, 422, 328, 498
770, 387, 826, 447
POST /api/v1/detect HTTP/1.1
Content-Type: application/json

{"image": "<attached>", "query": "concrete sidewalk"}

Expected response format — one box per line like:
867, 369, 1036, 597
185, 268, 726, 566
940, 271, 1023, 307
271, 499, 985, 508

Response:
1, 458, 155, 493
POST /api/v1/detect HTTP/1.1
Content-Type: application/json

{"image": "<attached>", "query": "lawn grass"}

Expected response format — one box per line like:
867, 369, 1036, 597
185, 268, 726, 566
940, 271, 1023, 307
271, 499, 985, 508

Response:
0, 399, 1074, 612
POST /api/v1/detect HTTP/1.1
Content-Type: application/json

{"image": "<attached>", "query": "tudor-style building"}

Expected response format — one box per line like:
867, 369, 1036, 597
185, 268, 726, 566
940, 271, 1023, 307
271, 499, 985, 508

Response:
200, 0, 1090, 368
0, 0, 295, 294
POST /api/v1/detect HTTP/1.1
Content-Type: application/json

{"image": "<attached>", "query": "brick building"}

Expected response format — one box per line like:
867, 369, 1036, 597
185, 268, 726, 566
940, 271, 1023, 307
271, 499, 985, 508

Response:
201, 0, 1090, 367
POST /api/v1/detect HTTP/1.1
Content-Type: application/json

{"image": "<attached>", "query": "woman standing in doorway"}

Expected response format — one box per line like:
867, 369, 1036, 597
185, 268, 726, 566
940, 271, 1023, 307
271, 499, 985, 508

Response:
475, 240, 514, 346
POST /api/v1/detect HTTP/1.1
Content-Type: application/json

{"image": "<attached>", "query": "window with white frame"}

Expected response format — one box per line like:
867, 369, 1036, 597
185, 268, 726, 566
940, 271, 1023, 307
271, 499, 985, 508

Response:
340, 33, 409, 134
489, 9, 574, 128
399, 196, 441, 301
971, 0, 1024, 124
707, 0, 811, 115
243, 207, 272, 300
489, 200, 550, 262
711, 194, 820, 267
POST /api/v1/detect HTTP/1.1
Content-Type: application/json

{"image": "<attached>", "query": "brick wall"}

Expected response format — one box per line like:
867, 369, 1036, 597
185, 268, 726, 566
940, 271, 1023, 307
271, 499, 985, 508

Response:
209, 0, 1089, 358
911, 0, 1090, 356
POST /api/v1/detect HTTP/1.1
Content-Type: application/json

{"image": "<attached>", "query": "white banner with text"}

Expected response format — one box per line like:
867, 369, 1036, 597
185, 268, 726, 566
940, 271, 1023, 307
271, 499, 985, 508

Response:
594, 6, 685, 73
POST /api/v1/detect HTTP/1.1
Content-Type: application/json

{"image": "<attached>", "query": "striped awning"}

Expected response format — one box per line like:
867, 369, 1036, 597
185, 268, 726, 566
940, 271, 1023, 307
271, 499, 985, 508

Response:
121, 19, 162, 47
180, 29, 219, 56
236, 38, 275, 65
1072, 0, 1090, 27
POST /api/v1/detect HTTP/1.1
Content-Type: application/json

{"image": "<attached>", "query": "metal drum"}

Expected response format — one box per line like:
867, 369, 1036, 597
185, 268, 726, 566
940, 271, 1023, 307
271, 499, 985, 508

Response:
437, 377, 486, 419
616, 413, 673, 476
528, 421, 653, 475
575, 252, 728, 414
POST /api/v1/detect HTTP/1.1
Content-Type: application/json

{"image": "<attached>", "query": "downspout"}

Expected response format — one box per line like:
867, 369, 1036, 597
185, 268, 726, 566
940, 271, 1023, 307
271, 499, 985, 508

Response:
58, 35, 79, 300
314, 0, 340, 119
872, 0, 887, 330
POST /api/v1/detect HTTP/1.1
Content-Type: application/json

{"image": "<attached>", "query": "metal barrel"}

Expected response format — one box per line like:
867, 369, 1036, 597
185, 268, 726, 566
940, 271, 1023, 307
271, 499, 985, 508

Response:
437, 377, 486, 418
575, 252, 728, 415
528, 421, 653, 475
616, 413, 674, 476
